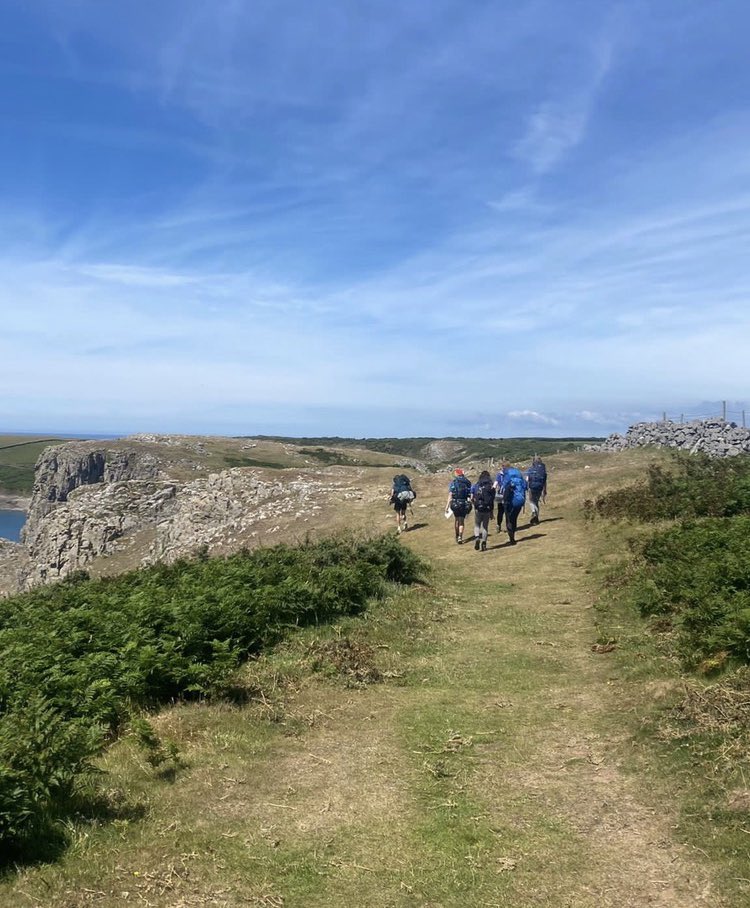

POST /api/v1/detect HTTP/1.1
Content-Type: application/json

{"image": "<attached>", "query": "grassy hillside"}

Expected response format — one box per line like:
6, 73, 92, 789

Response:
2, 450, 749, 906
0, 436, 68, 496
250, 435, 604, 467
0, 535, 423, 859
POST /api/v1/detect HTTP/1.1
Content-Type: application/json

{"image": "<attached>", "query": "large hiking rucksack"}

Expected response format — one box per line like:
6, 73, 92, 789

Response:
474, 479, 495, 512
527, 463, 547, 492
502, 470, 525, 507
393, 474, 416, 503
502, 476, 517, 505
450, 475, 471, 501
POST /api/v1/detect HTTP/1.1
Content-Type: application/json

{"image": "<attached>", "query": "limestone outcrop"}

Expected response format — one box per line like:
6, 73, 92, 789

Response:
147, 469, 366, 565
22, 479, 177, 587
0, 539, 29, 598
1, 436, 377, 594
26, 442, 162, 526
587, 418, 750, 457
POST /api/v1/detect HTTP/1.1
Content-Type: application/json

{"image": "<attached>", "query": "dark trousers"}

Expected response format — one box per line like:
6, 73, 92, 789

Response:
505, 503, 523, 541
495, 500, 505, 527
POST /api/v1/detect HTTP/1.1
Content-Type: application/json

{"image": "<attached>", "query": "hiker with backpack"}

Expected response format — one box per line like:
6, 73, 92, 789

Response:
446, 467, 472, 544
493, 465, 506, 532
390, 474, 416, 534
471, 470, 495, 551
525, 455, 547, 526
500, 461, 527, 546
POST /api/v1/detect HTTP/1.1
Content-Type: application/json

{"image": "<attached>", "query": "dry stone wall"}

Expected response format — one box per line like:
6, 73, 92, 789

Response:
589, 418, 750, 457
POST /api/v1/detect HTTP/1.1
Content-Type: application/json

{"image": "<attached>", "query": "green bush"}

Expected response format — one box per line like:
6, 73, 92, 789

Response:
0, 534, 425, 856
626, 517, 750, 669
585, 453, 750, 522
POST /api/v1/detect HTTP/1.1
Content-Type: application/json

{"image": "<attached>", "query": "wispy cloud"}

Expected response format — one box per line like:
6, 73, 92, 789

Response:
514, 33, 615, 173
1, 1, 749, 436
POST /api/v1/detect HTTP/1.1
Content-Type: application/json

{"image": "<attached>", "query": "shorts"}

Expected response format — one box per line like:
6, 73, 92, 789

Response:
450, 499, 471, 518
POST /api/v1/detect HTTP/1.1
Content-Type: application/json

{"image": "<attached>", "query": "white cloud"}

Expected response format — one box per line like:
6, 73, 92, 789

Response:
76, 263, 199, 288
507, 410, 561, 426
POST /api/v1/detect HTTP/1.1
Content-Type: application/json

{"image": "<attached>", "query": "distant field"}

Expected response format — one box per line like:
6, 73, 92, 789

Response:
0, 435, 67, 495
251, 435, 604, 466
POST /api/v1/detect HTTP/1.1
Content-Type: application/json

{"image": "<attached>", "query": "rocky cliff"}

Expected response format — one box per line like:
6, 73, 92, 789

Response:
1, 436, 377, 594
26, 442, 162, 526
588, 418, 750, 456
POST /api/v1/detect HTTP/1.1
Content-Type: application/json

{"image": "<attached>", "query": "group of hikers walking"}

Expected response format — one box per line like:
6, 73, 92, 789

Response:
388, 457, 548, 550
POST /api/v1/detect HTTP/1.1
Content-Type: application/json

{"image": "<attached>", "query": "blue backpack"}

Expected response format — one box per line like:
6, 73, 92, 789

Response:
392, 474, 416, 504
450, 475, 471, 501
527, 463, 547, 492
502, 469, 526, 507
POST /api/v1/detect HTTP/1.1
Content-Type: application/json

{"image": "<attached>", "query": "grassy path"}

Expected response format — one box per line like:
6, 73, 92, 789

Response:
2, 455, 741, 906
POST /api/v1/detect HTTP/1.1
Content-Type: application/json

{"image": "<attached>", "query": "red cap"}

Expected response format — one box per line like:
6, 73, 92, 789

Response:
454, 468, 464, 476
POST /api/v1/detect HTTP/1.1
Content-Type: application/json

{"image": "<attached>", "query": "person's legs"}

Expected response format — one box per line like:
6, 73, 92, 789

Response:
529, 490, 541, 524
453, 503, 465, 543
474, 511, 482, 549
496, 501, 505, 531
480, 512, 490, 550
507, 504, 521, 544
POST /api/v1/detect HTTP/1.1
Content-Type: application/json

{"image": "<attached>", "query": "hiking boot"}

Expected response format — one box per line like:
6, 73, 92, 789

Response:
481, 541, 487, 552
457, 535, 463, 545
474, 539, 480, 550
403, 521, 408, 531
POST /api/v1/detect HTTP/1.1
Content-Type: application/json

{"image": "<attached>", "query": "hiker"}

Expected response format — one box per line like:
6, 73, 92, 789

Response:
500, 461, 527, 545
390, 474, 416, 534
525, 455, 547, 526
493, 464, 506, 532
471, 470, 495, 551
446, 467, 472, 544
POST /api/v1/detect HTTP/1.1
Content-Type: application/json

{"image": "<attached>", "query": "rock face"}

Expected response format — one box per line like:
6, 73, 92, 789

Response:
26, 442, 162, 526
1, 437, 373, 594
148, 469, 366, 565
22, 480, 177, 587
0, 539, 29, 598
420, 440, 466, 463
587, 418, 750, 457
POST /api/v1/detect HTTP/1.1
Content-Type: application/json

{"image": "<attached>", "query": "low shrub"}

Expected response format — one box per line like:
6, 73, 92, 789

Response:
626, 517, 750, 670
584, 453, 750, 522
0, 534, 425, 856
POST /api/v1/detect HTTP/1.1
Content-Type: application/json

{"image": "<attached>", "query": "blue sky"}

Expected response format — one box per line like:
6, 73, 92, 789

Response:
1, 0, 748, 438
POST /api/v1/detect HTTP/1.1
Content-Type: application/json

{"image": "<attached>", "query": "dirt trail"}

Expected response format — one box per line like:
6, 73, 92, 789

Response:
381, 457, 721, 906
2, 454, 736, 907
191, 454, 727, 906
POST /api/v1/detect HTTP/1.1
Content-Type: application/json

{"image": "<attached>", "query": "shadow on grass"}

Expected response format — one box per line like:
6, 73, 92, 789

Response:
517, 533, 547, 543
0, 787, 149, 874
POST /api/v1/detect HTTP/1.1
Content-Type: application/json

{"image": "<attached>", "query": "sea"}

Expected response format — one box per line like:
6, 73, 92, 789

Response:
0, 430, 120, 542
0, 509, 26, 542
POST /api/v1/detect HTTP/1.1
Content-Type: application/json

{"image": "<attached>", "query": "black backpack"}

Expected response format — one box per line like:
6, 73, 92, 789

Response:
474, 479, 495, 512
